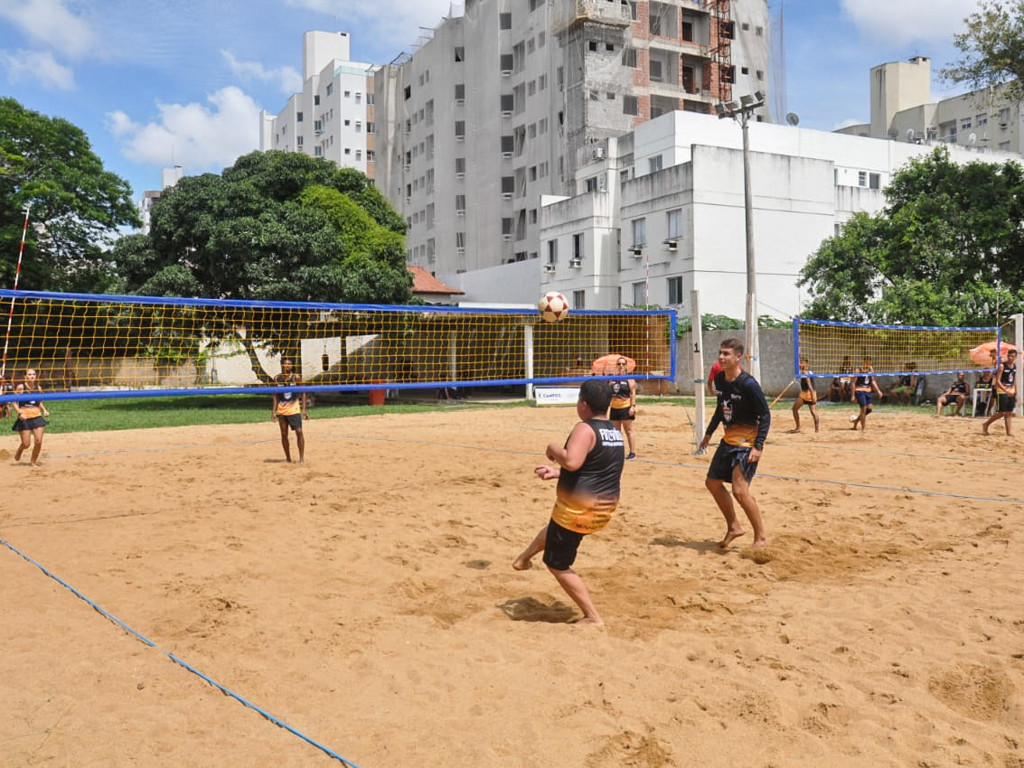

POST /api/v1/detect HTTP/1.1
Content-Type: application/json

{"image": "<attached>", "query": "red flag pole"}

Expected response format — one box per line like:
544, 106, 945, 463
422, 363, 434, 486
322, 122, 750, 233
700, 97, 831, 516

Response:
1, 203, 32, 394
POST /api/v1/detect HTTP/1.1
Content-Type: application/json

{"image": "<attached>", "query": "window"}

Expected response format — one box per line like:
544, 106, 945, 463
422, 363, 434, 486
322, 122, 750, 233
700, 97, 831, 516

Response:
623, 95, 639, 116
454, 46, 464, 62
631, 218, 646, 247
667, 276, 683, 305
297, 136, 303, 147
404, 85, 411, 99
961, 117, 972, 131
589, 41, 598, 52
367, 150, 375, 162
456, 231, 466, 249
977, 113, 988, 126
366, 93, 375, 105
858, 171, 867, 187
547, 239, 558, 264
499, 12, 511, 29
355, 93, 361, 104
314, 95, 320, 106
632, 282, 646, 306
455, 194, 466, 213
585, 177, 598, 193
326, 83, 333, 96
367, 122, 375, 134
573, 233, 584, 258
999, 107, 1011, 125
501, 176, 514, 194
649, 155, 663, 173
650, 59, 663, 82
573, 290, 585, 309
455, 157, 466, 175
455, 83, 465, 102
355, 149, 362, 160
455, 120, 466, 139
666, 208, 682, 238
539, 32, 545, 47
869, 173, 881, 190
296, 112, 303, 122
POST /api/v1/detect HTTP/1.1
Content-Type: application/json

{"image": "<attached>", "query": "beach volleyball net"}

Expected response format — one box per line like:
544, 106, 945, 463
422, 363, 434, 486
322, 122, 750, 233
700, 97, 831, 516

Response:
0, 289, 676, 402
793, 319, 1003, 379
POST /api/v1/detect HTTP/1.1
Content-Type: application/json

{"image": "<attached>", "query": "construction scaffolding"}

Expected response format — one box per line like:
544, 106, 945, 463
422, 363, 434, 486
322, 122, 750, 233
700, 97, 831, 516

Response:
708, 0, 733, 104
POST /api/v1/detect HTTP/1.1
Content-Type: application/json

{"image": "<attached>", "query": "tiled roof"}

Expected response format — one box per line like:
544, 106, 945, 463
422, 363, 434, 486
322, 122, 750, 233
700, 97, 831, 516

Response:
408, 265, 464, 295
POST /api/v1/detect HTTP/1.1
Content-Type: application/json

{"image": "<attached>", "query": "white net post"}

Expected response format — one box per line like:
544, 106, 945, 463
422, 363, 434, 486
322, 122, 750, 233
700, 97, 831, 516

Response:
691, 290, 706, 455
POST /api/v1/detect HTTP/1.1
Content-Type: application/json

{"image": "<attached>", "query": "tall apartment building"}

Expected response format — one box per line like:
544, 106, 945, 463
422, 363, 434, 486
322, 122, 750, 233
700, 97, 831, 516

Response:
259, 31, 377, 178
374, 0, 770, 279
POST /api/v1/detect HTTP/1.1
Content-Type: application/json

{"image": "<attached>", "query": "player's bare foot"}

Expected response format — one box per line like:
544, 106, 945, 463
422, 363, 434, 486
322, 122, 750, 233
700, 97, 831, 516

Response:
572, 616, 604, 628
752, 538, 769, 549
14, 446, 24, 461
512, 556, 533, 571
982, 426, 990, 435
787, 428, 801, 434
719, 529, 745, 548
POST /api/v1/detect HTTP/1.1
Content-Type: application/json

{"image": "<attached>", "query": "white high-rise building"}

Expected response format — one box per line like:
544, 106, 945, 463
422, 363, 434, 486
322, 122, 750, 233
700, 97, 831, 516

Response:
373, 0, 771, 280
260, 31, 378, 178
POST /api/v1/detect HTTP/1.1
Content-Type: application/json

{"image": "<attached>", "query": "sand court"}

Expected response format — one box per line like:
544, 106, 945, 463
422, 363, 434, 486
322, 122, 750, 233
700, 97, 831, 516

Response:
2, 403, 1023, 767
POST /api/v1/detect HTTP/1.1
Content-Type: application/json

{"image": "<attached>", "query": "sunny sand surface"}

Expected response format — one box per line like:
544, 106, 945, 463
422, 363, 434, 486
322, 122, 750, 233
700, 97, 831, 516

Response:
1, 403, 1023, 767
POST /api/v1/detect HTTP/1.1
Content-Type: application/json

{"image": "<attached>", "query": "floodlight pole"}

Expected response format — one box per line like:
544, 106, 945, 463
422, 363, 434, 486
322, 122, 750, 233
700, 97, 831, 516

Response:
718, 93, 765, 383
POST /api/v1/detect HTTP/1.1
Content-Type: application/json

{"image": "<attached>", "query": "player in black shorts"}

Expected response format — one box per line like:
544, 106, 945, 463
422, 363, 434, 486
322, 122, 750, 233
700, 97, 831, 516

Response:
983, 348, 1017, 436
699, 339, 771, 549
513, 379, 625, 626
935, 372, 969, 417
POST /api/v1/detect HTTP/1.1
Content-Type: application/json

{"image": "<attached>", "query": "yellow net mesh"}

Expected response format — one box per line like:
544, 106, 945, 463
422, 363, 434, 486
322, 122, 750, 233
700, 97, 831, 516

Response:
0, 290, 675, 398
794, 319, 1002, 378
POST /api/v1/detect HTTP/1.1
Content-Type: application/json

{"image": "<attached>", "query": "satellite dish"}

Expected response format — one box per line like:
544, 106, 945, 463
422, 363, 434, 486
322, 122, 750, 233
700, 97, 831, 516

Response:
785, 112, 799, 126
906, 128, 916, 141
968, 132, 977, 144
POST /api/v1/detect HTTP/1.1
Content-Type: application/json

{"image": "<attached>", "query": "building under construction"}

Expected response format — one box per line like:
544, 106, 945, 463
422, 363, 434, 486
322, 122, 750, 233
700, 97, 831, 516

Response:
374, 0, 770, 277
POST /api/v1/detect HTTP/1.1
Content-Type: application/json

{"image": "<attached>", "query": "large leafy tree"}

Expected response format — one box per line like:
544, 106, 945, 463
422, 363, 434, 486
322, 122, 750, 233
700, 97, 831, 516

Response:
799, 147, 1024, 325
0, 98, 140, 291
114, 150, 412, 381
940, 0, 1024, 103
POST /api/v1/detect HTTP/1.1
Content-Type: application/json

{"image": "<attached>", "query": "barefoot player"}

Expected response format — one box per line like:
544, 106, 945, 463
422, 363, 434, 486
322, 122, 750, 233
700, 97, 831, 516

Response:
512, 379, 625, 626
699, 339, 771, 549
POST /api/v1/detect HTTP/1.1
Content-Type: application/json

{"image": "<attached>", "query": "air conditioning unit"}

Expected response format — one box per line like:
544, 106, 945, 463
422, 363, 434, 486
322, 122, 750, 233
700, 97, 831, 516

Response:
456, 210, 465, 217
502, 233, 512, 241
664, 238, 678, 252
501, 192, 513, 200
592, 146, 605, 160
543, 263, 556, 273
501, 70, 512, 77
629, 245, 644, 257
569, 258, 582, 268
501, 151, 513, 159
501, 110, 513, 118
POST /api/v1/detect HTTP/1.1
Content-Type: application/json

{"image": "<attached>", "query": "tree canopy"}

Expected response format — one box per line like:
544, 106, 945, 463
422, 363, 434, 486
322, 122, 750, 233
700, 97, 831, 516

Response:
0, 97, 140, 292
799, 147, 1024, 326
121, 150, 410, 304
940, 0, 1024, 103
111, 150, 412, 381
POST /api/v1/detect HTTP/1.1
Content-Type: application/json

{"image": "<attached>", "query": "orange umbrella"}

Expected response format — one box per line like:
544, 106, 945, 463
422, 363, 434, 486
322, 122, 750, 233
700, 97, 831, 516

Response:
969, 341, 1016, 366
591, 354, 636, 375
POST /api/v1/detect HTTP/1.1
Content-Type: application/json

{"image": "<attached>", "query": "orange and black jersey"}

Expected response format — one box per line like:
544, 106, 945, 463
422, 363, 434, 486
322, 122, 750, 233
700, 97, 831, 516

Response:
706, 371, 770, 450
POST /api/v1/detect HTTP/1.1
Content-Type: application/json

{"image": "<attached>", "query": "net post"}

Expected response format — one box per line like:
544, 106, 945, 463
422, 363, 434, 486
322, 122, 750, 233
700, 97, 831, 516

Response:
1015, 314, 1024, 417
690, 290, 706, 455
792, 319, 801, 379
524, 323, 534, 401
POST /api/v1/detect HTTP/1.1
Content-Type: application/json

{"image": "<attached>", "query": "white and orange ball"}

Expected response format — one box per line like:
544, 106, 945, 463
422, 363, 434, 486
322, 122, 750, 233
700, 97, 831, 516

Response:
538, 291, 570, 323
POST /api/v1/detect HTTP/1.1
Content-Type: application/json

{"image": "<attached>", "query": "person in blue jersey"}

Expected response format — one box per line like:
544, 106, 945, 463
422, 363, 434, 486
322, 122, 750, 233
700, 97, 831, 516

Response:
513, 379, 625, 627
983, 348, 1017, 436
11, 368, 50, 466
609, 357, 637, 459
271, 357, 309, 463
850, 357, 883, 431
790, 357, 819, 433
699, 339, 771, 549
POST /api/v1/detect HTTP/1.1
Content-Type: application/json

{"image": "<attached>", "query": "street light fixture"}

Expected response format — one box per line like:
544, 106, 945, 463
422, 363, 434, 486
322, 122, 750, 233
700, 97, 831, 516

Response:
716, 90, 765, 383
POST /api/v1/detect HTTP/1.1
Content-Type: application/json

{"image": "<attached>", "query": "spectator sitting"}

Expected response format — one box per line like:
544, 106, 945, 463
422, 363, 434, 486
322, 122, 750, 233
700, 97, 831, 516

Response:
936, 372, 969, 417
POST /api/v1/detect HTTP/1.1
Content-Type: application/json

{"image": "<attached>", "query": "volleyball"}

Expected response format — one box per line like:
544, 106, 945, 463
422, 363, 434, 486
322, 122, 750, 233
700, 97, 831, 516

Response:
538, 292, 569, 323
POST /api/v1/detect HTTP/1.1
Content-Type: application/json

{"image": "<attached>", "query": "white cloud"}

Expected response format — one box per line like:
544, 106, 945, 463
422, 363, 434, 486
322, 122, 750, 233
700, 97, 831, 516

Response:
840, 0, 981, 46
284, 0, 456, 50
221, 50, 302, 94
107, 86, 261, 172
0, 0, 96, 58
0, 48, 74, 89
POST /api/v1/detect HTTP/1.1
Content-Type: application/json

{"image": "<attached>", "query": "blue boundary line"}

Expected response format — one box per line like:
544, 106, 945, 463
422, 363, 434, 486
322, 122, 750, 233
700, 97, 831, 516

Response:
0, 536, 363, 768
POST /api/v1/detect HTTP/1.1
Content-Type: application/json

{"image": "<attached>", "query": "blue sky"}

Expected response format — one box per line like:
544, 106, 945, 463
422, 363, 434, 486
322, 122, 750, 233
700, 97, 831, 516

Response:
0, 0, 982, 205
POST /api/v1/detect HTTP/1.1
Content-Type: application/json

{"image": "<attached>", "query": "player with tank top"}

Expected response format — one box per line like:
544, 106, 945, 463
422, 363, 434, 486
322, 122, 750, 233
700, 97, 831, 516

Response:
983, 348, 1018, 436
11, 368, 50, 465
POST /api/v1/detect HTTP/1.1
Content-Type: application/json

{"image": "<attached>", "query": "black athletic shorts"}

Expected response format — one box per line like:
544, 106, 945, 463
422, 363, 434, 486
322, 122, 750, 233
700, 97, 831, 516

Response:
12, 416, 48, 432
542, 519, 585, 571
706, 441, 758, 484
609, 406, 635, 421
280, 413, 303, 431
997, 394, 1017, 413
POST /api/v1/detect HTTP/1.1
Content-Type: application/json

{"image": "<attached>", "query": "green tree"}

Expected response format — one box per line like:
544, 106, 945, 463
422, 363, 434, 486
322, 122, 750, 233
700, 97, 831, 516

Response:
799, 147, 1024, 325
0, 97, 140, 292
940, 0, 1024, 103
117, 150, 412, 381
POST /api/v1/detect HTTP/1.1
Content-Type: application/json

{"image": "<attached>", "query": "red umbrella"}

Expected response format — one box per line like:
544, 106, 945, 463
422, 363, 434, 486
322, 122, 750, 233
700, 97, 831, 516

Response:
969, 341, 1016, 366
591, 354, 636, 375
